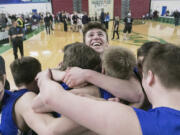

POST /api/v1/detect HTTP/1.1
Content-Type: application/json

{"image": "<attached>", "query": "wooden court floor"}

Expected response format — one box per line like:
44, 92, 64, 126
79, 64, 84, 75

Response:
1, 21, 180, 90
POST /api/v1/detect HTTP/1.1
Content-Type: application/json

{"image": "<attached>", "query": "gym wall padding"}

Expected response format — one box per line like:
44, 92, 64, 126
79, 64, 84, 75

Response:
130, 0, 151, 18
51, 0, 73, 14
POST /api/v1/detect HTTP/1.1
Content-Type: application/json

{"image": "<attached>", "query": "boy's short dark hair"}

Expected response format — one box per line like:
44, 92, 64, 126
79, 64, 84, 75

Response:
10, 56, 41, 87
102, 46, 136, 80
82, 22, 108, 43
137, 42, 162, 58
143, 44, 180, 89
60, 42, 101, 72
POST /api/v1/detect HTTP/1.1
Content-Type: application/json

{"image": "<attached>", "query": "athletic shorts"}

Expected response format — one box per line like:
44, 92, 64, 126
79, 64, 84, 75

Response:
123, 25, 132, 33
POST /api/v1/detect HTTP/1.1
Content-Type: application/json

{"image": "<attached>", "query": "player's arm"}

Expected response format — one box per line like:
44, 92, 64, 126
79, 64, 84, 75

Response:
15, 92, 87, 135
63, 67, 142, 103
51, 68, 66, 82
33, 71, 142, 135
32, 85, 100, 113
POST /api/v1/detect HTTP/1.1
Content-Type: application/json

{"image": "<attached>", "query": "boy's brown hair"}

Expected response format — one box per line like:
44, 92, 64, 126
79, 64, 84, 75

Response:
137, 42, 162, 58
10, 56, 41, 87
143, 44, 180, 89
60, 42, 101, 72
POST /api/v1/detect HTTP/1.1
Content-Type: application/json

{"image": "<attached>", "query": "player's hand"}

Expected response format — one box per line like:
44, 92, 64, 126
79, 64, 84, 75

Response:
33, 69, 64, 112
62, 67, 87, 88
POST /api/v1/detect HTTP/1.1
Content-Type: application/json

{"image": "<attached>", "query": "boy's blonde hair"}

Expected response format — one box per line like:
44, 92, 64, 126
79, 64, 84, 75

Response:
102, 46, 136, 80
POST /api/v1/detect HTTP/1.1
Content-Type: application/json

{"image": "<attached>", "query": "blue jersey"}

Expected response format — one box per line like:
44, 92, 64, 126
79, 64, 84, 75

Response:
0, 89, 28, 135
61, 82, 72, 90
134, 107, 180, 135
133, 67, 141, 82
99, 88, 114, 100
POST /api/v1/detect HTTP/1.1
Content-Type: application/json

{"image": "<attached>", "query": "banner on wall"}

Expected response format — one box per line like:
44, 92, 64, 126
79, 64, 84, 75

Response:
0, 0, 50, 4
89, 0, 114, 19
161, 6, 167, 16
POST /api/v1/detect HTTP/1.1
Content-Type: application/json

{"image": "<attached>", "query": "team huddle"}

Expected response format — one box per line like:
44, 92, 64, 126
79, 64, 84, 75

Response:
0, 22, 180, 135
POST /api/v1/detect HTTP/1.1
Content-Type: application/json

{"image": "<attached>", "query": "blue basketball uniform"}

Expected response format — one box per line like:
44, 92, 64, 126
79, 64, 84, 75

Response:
0, 89, 28, 135
134, 107, 180, 135
99, 88, 114, 100
133, 67, 141, 82
61, 82, 72, 91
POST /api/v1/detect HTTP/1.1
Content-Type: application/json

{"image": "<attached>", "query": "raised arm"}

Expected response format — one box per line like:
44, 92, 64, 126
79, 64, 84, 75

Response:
33, 70, 142, 135
63, 67, 142, 103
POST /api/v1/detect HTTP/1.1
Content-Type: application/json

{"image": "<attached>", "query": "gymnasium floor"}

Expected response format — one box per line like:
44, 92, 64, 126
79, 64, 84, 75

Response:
1, 20, 180, 89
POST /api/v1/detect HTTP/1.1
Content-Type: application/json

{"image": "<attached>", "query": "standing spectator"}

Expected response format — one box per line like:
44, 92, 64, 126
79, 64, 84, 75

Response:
123, 13, 133, 40
58, 11, 63, 22
173, 10, 180, 26
0, 13, 7, 32
10, 14, 17, 22
82, 12, 89, 26
77, 12, 83, 32
72, 12, 79, 32
105, 12, 110, 29
165, 10, 170, 16
62, 12, 68, 32
16, 15, 25, 40
44, 13, 51, 34
112, 16, 120, 40
95, 12, 98, 21
100, 8, 105, 25
49, 13, 54, 30
8, 21, 24, 59
153, 10, 159, 20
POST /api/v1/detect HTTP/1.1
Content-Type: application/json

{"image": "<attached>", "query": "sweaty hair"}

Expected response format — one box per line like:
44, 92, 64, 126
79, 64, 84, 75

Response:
102, 46, 136, 80
82, 22, 108, 43
60, 42, 101, 72
143, 43, 180, 89
10, 56, 41, 87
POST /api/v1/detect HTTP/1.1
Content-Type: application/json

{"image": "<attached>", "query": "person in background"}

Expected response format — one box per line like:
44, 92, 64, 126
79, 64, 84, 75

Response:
8, 21, 24, 59
112, 16, 120, 40
16, 15, 25, 40
62, 12, 68, 32
100, 8, 105, 25
82, 12, 89, 27
173, 10, 180, 26
123, 13, 133, 40
44, 13, 51, 34
105, 12, 110, 29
